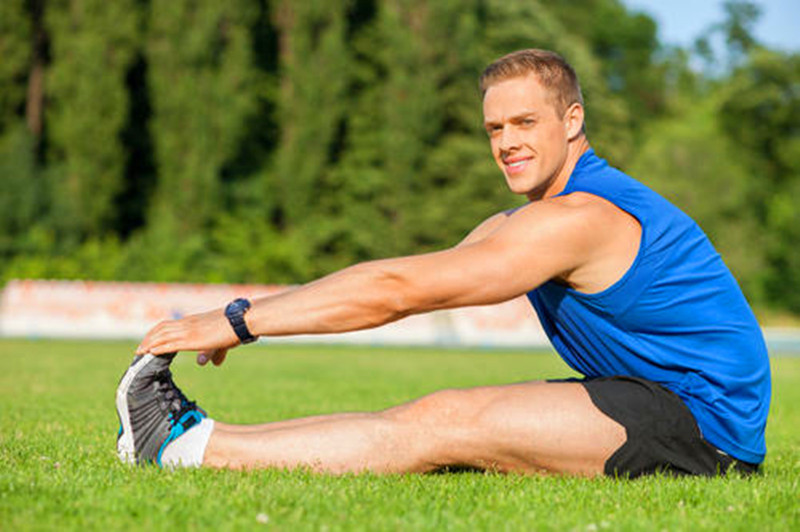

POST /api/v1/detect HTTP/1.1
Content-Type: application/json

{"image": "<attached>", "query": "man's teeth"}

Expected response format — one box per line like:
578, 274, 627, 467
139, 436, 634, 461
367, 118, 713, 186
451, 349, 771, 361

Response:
507, 160, 526, 168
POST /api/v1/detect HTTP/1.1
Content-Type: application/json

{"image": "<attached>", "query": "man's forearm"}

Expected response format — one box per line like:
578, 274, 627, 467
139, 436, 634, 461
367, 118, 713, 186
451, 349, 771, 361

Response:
245, 260, 414, 337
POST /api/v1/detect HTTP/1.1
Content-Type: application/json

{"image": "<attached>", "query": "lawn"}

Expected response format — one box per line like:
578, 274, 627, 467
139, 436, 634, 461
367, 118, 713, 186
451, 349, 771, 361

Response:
1, 339, 798, 531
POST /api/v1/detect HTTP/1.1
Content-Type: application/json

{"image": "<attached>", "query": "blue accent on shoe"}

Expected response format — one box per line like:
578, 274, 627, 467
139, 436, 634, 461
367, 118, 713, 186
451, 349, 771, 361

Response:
155, 408, 207, 466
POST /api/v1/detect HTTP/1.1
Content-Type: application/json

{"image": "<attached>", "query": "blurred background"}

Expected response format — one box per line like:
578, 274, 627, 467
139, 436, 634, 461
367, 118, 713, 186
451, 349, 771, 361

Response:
1, 0, 798, 321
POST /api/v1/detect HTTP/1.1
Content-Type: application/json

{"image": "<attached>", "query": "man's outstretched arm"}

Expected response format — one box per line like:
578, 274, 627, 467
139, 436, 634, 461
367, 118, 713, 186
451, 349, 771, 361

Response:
136, 195, 623, 359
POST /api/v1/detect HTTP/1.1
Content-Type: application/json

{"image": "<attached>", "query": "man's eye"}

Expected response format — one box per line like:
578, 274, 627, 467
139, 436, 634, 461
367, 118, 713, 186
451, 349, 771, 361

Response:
522, 118, 535, 126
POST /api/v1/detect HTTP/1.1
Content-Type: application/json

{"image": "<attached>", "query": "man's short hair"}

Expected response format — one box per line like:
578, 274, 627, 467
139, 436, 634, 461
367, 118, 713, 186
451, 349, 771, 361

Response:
480, 49, 584, 116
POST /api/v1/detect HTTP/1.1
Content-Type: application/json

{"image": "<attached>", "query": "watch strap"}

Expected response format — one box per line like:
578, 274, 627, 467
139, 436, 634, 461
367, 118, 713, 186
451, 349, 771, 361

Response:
225, 298, 257, 344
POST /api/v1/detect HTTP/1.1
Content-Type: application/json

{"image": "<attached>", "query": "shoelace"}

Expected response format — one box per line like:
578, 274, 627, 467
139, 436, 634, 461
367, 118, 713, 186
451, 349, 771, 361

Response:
154, 370, 200, 422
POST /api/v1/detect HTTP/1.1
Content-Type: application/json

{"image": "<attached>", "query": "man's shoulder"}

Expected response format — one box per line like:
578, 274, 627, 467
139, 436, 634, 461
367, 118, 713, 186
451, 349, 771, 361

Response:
516, 193, 631, 229
487, 196, 636, 262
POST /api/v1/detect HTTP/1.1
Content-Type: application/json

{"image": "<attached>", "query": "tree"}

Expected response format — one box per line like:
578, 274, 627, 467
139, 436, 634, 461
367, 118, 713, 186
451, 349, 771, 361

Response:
45, 0, 140, 241
0, 127, 40, 258
718, 50, 800, 311
269, 0, 351, 234
0, 0, 40, 259
549, 0, 666, 135
693, 0, 761, 74
315, 0, 501, 273
719, 0, 761, 64
0, 0, 31, 136
146, 0, 257, 240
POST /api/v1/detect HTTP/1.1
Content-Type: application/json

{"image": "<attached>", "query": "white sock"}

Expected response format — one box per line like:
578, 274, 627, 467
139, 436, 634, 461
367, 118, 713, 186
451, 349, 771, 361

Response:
161, 418, 215, 468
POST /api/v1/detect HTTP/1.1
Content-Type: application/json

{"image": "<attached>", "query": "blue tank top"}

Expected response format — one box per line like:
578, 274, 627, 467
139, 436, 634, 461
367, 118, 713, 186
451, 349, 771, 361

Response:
527, 149, 771, 463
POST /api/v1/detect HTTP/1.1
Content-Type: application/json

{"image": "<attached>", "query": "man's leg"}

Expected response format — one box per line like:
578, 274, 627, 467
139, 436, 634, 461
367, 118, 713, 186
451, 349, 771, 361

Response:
214, 413, 367, 433
204, 381, 626, 475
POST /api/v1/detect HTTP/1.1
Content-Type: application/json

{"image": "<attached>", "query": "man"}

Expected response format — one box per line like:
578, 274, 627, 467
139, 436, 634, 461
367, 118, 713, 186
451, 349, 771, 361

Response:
117, 49, 770, 477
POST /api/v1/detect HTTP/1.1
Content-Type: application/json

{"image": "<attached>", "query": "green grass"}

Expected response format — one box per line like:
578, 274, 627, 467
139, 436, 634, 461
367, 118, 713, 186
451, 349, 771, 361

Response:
1, 339, 798, 531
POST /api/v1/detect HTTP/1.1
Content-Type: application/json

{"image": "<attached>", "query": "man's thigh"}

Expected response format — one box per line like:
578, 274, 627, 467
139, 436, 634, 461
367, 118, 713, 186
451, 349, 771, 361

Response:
384, 380, 626, 476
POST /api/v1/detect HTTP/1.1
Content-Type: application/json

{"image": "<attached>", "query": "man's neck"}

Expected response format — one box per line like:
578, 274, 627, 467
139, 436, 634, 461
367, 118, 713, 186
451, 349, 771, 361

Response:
529, 137, 591, 201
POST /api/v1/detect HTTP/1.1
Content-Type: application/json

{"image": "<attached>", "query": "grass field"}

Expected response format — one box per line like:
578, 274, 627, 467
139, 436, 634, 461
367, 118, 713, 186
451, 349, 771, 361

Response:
1, 339, 798, 531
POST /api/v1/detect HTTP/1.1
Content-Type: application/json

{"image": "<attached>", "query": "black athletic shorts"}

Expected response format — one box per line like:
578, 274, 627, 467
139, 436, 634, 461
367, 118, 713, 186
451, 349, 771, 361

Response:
578, 376, 760, 478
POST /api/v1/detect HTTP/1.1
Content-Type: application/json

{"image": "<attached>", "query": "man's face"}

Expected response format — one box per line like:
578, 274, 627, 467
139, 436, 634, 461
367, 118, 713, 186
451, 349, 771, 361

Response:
482, 75, 573, 200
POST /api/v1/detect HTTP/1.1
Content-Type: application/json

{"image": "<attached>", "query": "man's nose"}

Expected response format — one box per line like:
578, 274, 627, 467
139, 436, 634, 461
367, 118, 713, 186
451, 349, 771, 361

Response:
499, 125, 520, 151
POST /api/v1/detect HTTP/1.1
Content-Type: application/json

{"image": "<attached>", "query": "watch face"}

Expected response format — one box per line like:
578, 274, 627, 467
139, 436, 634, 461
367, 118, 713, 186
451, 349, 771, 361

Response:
227, 298, 251, 316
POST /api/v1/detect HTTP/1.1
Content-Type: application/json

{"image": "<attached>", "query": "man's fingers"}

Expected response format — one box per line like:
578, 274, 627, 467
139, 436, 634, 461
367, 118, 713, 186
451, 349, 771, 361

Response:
197, 350, 217, 365
136, 320, 175, 354
147, 331, 178, 353
212, 349, 228, 366
149, 342, 181, 356
197, 349, 227, 366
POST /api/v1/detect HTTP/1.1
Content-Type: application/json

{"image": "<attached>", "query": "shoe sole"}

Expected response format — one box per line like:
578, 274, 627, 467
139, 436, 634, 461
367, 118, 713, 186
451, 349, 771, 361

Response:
115, 354, 155, 464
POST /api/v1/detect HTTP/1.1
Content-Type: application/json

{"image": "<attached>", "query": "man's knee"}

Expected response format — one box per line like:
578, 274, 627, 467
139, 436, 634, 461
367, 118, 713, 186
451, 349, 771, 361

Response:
382, 387, 483, 427
376, 388, 489, 469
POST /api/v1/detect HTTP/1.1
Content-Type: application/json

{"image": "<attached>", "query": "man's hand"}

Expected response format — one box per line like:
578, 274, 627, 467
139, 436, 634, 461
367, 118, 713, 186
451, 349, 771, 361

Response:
135, 308, 240, 366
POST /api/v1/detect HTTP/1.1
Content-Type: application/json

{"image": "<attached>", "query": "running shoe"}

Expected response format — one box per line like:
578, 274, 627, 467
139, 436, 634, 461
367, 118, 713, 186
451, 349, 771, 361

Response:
116, 353, 206, 465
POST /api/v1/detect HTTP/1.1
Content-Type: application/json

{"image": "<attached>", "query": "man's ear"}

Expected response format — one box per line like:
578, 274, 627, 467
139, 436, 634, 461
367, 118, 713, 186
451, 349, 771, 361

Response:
564, 102, 585, 140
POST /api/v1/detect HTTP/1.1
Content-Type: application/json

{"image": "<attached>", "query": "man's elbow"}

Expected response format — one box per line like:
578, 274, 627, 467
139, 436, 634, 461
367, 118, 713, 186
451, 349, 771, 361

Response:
361, 262, 425, 321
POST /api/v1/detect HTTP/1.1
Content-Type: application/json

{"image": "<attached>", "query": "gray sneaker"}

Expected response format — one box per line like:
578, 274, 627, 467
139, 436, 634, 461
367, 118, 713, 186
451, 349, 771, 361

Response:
116, 353, 207, 465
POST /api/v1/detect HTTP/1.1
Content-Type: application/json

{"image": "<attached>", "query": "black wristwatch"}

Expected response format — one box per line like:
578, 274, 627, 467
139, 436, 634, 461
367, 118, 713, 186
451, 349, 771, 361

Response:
225, 298, 258, 344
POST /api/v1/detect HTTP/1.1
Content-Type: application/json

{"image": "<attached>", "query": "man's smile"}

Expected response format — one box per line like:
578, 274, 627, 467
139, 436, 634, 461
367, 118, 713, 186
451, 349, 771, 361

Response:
503, 156, 532, 175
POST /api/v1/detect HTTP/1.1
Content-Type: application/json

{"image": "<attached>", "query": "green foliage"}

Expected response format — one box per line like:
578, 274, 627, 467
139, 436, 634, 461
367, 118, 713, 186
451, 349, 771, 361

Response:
1, 229, 124, 282
206, 212, 313, 283
45, 0, 140, 239
719, 1, 762, 62
0, 0, 798, 315
270, 0, 351, 231
1, 339, 800, 530
314, 0, 483, 267
718, 50, 800, 311
146, 0, 258, 239
550, 0, 666, 134
0, 127, 41, 258
0, 0, 30, 134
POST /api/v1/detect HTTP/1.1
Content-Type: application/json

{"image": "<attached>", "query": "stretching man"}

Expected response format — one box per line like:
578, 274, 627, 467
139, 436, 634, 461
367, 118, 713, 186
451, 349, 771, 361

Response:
116, 49, 770, 477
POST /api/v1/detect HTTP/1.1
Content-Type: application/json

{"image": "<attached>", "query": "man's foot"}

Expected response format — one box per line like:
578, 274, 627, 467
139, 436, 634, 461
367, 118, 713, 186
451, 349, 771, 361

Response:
116, 353, 207, 465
